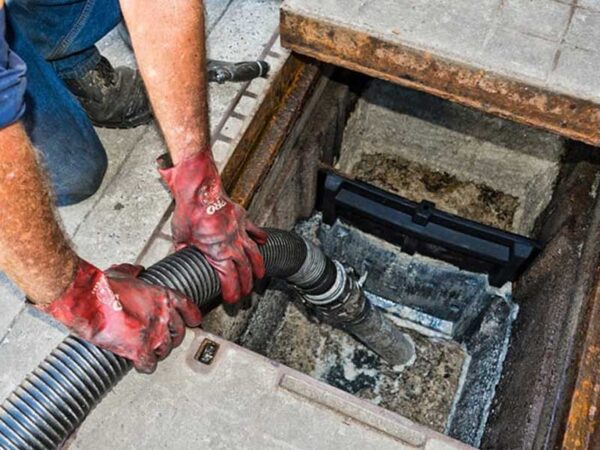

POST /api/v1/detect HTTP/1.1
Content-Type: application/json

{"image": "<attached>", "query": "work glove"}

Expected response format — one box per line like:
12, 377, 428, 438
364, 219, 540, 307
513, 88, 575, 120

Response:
158, 151, 267, 304
41, 258, 202, 373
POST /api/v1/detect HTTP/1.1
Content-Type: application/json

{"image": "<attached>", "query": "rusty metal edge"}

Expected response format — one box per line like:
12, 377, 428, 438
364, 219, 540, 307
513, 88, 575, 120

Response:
225, 54, 321, 207
562, 267, 600, 450
280, 8, 600, 147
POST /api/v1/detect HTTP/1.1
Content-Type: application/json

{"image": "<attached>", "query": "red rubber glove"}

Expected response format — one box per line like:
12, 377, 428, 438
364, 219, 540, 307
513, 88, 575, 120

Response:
41, 258, 202, 373
158, 151, 267, 304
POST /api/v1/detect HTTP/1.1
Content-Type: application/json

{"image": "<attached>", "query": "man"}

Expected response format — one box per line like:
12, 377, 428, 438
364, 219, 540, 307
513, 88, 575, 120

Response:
0, 0, 266, 373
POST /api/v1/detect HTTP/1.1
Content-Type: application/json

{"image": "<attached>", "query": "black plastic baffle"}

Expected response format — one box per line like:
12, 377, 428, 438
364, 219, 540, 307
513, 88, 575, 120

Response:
316, 170, 542, 287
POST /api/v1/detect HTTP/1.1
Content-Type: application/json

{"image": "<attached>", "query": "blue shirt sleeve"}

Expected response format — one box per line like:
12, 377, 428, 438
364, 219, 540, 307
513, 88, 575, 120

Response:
0, 8, 26, 129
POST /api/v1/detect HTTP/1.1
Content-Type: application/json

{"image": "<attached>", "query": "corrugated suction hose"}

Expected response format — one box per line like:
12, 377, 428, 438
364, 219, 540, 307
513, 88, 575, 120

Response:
0, 229, 307, 450
0, 228, 414, 450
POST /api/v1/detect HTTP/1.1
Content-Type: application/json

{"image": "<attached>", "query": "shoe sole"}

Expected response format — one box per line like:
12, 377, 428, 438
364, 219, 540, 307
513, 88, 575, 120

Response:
90, 111, 154, 130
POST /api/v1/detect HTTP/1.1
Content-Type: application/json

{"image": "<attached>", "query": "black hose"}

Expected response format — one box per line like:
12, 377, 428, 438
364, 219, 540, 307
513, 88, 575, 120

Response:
0, 228, 415, 450
0, 229, 308, 450
258, 229, 306, 279
206, 60, 270, 84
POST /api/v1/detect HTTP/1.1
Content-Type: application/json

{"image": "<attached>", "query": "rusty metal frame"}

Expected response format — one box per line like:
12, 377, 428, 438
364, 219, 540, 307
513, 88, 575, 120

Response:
221, 42, 600, 449
224, 54, 321, 207
562, 268, 600, 450
280, 8, 600, 147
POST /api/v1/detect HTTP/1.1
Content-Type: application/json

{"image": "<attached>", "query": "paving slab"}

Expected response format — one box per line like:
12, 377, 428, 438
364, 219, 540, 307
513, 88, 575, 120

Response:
0, 307, 67, 404
69, 125, 172, 268
0, 275, 24, 344
137, 236, 173, 268
499, 0, 572, 42
59, 125, 150, 236
579, 0, 600, 12
564, 7, 600, 52
68, 330, 473, 450
280, 0, 600, 146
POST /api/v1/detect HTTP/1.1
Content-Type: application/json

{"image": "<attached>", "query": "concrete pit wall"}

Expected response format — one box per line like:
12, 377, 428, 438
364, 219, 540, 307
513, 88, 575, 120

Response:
336, 79, 565, 236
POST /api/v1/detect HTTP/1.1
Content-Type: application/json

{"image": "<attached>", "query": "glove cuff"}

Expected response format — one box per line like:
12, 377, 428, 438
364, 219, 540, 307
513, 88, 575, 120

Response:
157, 149, 215, 188
157, 150, 224, 204
41, 258, 112, 340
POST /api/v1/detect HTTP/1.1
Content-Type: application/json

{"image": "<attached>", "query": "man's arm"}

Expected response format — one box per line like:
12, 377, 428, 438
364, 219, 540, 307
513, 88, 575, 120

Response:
0, 5, 68, 303
120, 1, 209, 164
120, 1, 267, 303
0, 123, 202, 372
0, 122, 76, 304
0, 4, 200, 372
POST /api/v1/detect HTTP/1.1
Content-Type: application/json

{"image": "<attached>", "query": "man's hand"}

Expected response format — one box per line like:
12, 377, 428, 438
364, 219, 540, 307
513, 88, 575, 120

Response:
158, 151, 267, 304
42, 259, 202, 373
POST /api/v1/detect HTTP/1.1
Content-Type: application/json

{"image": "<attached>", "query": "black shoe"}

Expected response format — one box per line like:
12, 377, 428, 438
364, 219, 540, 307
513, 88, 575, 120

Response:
63, 56, 152, 129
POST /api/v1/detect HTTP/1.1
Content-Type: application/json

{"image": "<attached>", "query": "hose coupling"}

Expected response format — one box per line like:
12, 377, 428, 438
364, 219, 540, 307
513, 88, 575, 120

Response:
295, 259, 417, 368
287, 239, 328, 290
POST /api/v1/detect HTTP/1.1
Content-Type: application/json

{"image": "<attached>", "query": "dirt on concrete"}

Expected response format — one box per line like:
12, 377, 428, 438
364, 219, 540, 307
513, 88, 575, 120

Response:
266, 304, 467, 432
352, 152, 520, 231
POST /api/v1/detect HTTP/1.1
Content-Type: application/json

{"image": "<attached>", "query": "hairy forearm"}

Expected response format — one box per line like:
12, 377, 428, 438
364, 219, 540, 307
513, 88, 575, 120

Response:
0, 123, 76, 304
120, 0, 210, 165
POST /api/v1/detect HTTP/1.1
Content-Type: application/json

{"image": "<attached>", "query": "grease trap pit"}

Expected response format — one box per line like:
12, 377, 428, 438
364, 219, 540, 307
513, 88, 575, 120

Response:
232, 77, 564, 447
336, 79, 562, 236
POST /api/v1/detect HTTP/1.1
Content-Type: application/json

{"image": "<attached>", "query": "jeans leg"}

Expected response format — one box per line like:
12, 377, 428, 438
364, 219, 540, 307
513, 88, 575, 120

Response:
6, 0, 121, 78
5, 11, 107, 206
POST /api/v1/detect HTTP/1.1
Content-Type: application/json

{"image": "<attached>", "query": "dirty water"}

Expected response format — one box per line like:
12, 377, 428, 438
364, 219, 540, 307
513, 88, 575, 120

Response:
241, 215, 516, 446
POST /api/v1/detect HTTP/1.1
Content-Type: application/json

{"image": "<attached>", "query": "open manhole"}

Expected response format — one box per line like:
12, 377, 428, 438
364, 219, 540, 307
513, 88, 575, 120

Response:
200, 70, 600, 449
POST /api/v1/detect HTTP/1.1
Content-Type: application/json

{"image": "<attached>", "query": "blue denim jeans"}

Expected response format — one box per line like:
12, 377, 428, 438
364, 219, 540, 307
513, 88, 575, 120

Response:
5, 0, 122, 205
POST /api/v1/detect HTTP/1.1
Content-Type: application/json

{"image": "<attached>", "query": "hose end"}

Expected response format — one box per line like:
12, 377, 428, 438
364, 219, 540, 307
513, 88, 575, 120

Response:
287, 242, 416, 367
